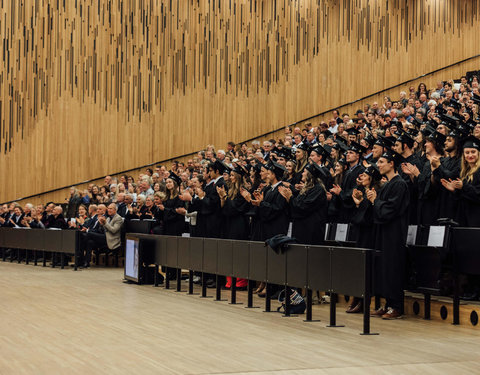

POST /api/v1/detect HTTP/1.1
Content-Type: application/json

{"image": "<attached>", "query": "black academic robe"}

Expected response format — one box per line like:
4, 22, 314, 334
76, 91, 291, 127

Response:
417, 160, 442, 226
373, 174, 410, 311
162, 196, 185, 236
432, 155, 461, 221
456, 169, 480, 227
339, 163, 364, 223
258, 184, 289, 241
193, 177, 227, 238
398, 153, 423, 225
290, 185, 327, 245
246, 185, 270, 241
351, 195, 377, 250
222, 194, 250, 240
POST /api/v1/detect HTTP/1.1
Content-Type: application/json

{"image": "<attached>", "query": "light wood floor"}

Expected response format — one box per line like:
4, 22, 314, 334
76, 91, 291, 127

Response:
1, 262, 479, 375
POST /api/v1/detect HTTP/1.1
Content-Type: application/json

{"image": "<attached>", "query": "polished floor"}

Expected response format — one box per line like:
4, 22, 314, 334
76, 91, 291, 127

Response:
1, 262, 479, 375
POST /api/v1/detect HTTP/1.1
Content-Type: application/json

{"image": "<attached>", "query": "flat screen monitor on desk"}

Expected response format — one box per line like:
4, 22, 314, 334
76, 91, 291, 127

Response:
125, 236, 140, 283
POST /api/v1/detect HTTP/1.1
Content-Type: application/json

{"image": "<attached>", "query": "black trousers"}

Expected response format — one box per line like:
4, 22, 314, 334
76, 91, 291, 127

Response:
85, 232, 107, 264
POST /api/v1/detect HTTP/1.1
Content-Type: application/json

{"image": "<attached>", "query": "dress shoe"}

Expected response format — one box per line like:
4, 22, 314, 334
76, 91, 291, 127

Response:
206, 279, 216, 288
236, 286, 247, 291
346, 302, 363, 314
370, 307, 386, 317
381, 307, 403, 320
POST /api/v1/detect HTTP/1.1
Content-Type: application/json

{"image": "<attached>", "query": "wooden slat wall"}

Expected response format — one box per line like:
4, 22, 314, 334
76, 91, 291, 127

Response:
1, 0, 480, 203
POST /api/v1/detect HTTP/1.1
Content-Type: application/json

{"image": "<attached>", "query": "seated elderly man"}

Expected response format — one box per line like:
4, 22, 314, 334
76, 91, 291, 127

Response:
45, 206, 68, 229
84, 203, 123, 268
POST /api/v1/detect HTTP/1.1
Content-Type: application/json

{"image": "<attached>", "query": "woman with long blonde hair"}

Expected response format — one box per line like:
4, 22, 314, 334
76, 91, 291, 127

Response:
293, 144, 309, 185
441, 136, 480, 226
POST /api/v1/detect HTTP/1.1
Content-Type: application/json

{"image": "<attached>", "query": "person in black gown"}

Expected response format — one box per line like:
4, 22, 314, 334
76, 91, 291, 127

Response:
346, 163, 383, 314
279, 163, 327, 245
157, 173, 185, 236
218, 165, 250, 289
441, 135, 480, 227
369, 149, 410, 320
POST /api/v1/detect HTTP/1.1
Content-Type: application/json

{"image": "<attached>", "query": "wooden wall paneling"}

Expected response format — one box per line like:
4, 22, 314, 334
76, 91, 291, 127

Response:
2, 0, 480, 203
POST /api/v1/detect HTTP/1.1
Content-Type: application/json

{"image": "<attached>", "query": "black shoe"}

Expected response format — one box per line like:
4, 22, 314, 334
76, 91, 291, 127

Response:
80, 262, 90, 268
236, 286, 247, 291
206, 279, 216, 288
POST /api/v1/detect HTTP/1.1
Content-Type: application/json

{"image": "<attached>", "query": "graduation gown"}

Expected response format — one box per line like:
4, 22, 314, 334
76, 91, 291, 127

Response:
417, 160, 442, 226
192, 177, 226, 238
290, 185, 327, 245
339, 163, 365, 223
456, 169, 480, 227
432, 156, 461, 221
246, 185, 269, 241
398, 153, 423, 225
258, 184, 289, 241
351, 195, 377, 250
373, 174, 410, 310
222, 194, 250, 240
162, 196, 186, 236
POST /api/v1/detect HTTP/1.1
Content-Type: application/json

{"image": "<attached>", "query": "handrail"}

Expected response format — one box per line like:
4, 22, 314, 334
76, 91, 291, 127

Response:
4, 53, 480, 204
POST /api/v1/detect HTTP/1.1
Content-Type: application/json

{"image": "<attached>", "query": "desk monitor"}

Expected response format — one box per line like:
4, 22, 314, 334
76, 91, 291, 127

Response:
125, 236, 140, 282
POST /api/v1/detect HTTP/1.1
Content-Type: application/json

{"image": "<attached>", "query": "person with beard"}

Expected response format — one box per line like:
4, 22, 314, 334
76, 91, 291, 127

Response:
347, 163, 383, 314
369, 149, 410, 320
329, 142, 365, 231
441, 135, 480, 227
278, 163, 327, 245
394, 132, 423, 224
218, 166, 250, 289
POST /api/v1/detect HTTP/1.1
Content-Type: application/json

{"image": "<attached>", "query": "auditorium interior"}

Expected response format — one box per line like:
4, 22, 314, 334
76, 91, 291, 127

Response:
2, 1, 480, 374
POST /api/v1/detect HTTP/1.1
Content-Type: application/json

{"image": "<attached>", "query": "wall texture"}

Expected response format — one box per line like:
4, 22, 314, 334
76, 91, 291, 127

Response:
1, 0, 480, 203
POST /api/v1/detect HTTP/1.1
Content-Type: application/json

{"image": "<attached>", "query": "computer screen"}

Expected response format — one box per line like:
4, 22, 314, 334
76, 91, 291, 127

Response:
125, 237, 140, 282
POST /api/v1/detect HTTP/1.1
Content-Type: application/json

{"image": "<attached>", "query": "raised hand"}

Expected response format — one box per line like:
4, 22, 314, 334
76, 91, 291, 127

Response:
330, 184, 342, 196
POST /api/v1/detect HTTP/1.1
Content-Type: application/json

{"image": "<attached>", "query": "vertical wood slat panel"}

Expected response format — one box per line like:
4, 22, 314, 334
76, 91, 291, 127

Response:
1, 0, 480, 203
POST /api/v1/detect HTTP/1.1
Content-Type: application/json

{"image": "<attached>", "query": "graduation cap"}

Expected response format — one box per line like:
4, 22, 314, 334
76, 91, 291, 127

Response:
311, 144, 330, 159
406, 128, 419, 137
333, 140, 349, 153
363, 135, 376, 148
168, 172, 182, 186
232, 165, 247, 176
439, 112, 462, 125
426, 131, 447, 148
210, 159, 230, 173
410, 118, 423, 129
462, 135, 480, 150
265, 160, 287, 179
271, 147, 292, 161
363, 164, 382, 182
321, 129, 333, 138
375, 135, 395, 149
380, 149, 405, 168
305, 163, 328, 182
337, 158, 348, 167
348, 141, 367, 155
397, 133, 416, 149
471, 94, 480, 105
346, 127, 360, 136
449, 98, 462, 111
296, 142, 311, 154
420, 123, 437, 137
